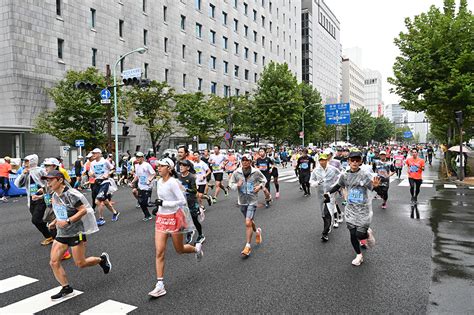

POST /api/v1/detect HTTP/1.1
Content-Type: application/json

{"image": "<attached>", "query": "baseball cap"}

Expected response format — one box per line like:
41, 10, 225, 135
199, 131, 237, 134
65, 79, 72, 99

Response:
318, 153, 329, 160
41, 170, 65, 180
86, 152, 93, 158
157, 157, 175, 168
348, 151, 362, 159
179, 159, 193, 167
77, 155, 83, 159
323, 148, 333, 155
135, 151, 144, 157
44, 158, 60, 166
4, 156, 11, 161
241, 153, 253, 161
379, 151, 387, 155
92, 148, 102, 154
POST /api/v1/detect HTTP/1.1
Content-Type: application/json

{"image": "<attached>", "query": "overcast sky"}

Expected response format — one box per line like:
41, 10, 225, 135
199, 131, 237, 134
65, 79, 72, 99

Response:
324, 0, 471, 105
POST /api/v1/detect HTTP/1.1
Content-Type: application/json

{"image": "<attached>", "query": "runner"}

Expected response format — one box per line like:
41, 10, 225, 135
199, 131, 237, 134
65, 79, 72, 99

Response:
193, 151, 213, 210
178, 160, 205, 244
130, 152, 155, 221
42, 170, 111, 300
427, 146, 434, 166
309, 153, 341, 241
89, 148, 119, 226
73, 156, 83, 189
228, 153, 266, 257
225, 149, 238, 185
14, 154, 54, 245
296, 149, 316, 197
148, 158, 202, 298
0, 156, 15, 201
268, 148, 281, 199
325, 148, 345, 224
372, 151, 395, 209
325, 151, 380, 266
118, 156, 129, 186
208, 145, 228, 203
255, 148, 274, 207
406, 148, 425, 219
393, 150, 405, 179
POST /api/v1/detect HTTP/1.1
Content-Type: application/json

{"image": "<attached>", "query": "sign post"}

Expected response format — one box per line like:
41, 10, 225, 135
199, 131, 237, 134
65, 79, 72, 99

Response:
75, 139, 85, 157
100, 88, 111, 104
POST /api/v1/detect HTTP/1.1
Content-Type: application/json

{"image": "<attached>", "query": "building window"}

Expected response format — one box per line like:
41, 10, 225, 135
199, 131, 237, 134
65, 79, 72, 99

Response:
164, 37, 168, 53
222, 11, 227, 25
143, 29, 148, 46
180, 15, 186, 30
235, 88, 240, 96
209, 3, 215, 18
244, 2, 248, 15
244, 69, 249, 80
262, 56, 265, 65
90, 8, 96, 28
163, 6, 167, 21
269, 1, 272, 13
222, 36, 228, 49
56, 0, 61, 16
211, 82, 217, 94
210, 56, 216, 70
210, 30, 216, 43
120, 58, 124, 73
195, 0, 201, 10
119, 20, 124, 38
92, 48, 97, 66
270, 40, 273, 51
254, 73, 257, 83
223, 61, 228, 74
261, 15, 265, 27
234, 65, 239, 77
253, 31, 257, 42
224, 85, 230, 97
143, 0, 146, 12
253, 9, 257, 21
262, 36, 265, 47
233, 19, 238, 32
197, 50, 202, 64
144, 63, 148, 78
261, 0, 265, 6
57, 38, 64, 59
244, 25, 248, 37
253, 52, 257, 64
244, 47, 249, 59
164, 68, 169, 82
182, 74, 186, 88
197, 78, 203, 91
182, 45, 186, 59
195, 23, 202, 38
234, 42, 239, 54
269, 21, 272, 32
234, 0, 238, 8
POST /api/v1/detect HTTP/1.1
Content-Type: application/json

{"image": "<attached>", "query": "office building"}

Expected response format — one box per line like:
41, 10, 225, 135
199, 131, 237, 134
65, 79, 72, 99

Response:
364, 69, 383, 117
341, 57, 364, 111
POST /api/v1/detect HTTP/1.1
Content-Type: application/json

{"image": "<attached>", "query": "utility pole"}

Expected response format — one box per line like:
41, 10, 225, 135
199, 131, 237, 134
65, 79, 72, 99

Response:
227, 94, 233, 149
105, 64, 112, 154
455, 110, 464, 181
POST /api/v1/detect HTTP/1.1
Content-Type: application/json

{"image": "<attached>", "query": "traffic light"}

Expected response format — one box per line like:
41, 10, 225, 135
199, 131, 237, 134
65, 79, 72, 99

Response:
455, 110, 463, 126
74, 81, 98, 90
122, 77, 150, 87
122, 125, 130, 136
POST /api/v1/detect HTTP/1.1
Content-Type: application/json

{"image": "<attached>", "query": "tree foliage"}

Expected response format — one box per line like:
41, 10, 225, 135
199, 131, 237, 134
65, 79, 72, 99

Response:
35, 68, 111, 151
125, 80, 175, 153
348, 108, 376, 145
372, 116, 395, 143
389, 0, 473, 144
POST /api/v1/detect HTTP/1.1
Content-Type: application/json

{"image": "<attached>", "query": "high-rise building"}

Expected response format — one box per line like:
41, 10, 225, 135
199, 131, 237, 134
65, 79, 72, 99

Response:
364, 69, 383, 117
301, 0, 341, 105
0, 0, 301, 159
385, 103, 405, 124
341, 57, 364, 111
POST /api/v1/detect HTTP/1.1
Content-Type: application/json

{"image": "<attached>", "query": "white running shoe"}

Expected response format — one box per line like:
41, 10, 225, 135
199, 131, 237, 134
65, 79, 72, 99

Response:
195, 243, 203, 262
351, 254, 364, 266
148, 282, 166, 297
333, 221, 339, 228
367, 228, 376, 248
337, 214, 344, 223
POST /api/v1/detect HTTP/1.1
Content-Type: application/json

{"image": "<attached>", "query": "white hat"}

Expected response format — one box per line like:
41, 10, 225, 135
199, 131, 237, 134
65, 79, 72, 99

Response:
44, 158, 60, 166
92, 148, 102, 153
77, 155, 83, 159
86, 152, 93, 158
323, 148, 334, 155
242, 153, 253, 161
380, 151, 387, 155
157, 157, 175, 168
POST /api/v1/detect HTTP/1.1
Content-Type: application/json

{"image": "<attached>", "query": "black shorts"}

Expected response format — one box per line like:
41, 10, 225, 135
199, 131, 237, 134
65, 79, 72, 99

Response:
197, 185, 206, 194
213, 172, 223, 182
56, 234, 87, 247
96, 182, 111, 201
206, 173, 212, 182
271, 167, 279, 178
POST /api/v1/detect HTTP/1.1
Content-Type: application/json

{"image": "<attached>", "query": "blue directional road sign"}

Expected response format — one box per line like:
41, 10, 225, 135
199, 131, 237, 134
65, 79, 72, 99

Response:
75, 139, 85, 147
325, 103, 351, 125
403, 131, 413, 138
100, 88, 111, 100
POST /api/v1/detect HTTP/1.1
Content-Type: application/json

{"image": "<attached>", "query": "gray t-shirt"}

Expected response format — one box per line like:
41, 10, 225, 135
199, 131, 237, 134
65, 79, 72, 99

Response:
52, 187, 85, 237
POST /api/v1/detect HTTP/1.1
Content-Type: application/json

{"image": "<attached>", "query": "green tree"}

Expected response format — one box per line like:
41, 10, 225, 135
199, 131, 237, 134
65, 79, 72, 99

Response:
372, 116, 395, 143
389, 0, 473, 144
125, 81, 174, 153
34, 68, 110, 151
348, 108, 376, 145
174, 92, 226, 143
253, 62, 304, 145
296, 82, 324, 145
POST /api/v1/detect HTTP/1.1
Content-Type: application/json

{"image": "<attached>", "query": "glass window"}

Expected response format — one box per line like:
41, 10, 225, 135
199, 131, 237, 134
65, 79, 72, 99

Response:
222, 36, 228, 49
143, 0, 146, 12
209, 4, 215, 18
165, 68, 169, 82
57, 38, 64, 59
90, 8, 96, 28
195, 23, 202, 38
143, 29, 148, 46
253, 9, 257, 21
56, 0, 61, 16
144, 63, 148, 78
164, 37, 168, 52
235, 88, 240, 96
210, 56, 216, 69
120, 58, 124, 73
261, 15, 265, 27
182, 74, 186, 88
211, 82, 217, 94
253, 30, 257, 42
182, 45, 186, 59
244, 2, 248, 15
119, 20, 124, 37
253, 51, 257, 63
262, 36, 265, 47
92, 48, 97, 66
163, 6, 167, 21
209, 30, 216, 43
223, 61, 228, 73
244, 25, 248, 37
244, 47, 249, 59
197, 78, 202, 91
234, 42, 239, 54
181, 15, 186, 30
222, 11, 227, 25
197, 50, 202, 64
234, 65, 239, 77
224, 85, 230, 97
234, 0, 238, 8
254, 73, 257, 83
233, 19, 238, 32
244, 69, 249, 80
195, 0, 201, 10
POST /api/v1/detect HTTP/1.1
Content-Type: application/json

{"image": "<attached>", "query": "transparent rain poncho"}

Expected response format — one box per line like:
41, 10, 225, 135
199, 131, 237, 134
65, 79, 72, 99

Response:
14, 154, 47, 208
51, 187, 99, 237
155, 177, 195, 235
335, 168, 374, 228
310, 164, 341, 218
228, 167, 268, 206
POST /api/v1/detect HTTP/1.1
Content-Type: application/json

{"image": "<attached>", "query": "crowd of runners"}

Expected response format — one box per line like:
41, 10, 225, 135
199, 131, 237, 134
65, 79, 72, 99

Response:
3, 142, 435, 299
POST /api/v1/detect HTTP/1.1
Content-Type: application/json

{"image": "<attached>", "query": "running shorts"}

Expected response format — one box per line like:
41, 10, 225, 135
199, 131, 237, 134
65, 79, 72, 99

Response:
155, 209, 188, 233
271, 167, 279, 178
240, 205, 257, 220
213, 172, 224, 182
55, 233, 87, 247
197, 184, 206, 194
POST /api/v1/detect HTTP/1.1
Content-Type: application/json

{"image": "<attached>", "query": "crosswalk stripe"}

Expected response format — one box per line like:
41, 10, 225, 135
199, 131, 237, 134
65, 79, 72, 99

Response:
1, 286, 83, 313
444, 184, 457, 189
469, 187, 474, 190
286, 178, 300, 183
420, 184, 433, 188
399, 179, 410, 187
0, 275, 38, 294
80, 300, 137, 314
278, 175, 295, 181
423, 179, 434, 184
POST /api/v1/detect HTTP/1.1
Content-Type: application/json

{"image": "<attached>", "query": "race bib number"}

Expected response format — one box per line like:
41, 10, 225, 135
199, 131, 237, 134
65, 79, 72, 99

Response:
139, 176, 147, 185
395, 160, 403, 167
93, 164, 105, 175
212, 165, 220, 171
258, 164, 268, 171
377, 167, 388, 177
241, 182, 254, 194
29, 183, 38, 194
195, 166, 203, 174
300, 162, 308, 170
348, 188, 365, 204
53, 204, 68, 221
409, 165, 419, 173
44, 193, 52, 207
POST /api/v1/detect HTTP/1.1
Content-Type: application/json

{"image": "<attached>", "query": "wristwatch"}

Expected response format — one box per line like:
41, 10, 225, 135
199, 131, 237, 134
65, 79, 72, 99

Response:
66, 218, 71, 225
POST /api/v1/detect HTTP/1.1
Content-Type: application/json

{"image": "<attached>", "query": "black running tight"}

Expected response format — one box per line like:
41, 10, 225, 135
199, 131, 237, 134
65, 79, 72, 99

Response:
349, 227, 368, 254
409, 178, 422, 198
191, 214, 202, 236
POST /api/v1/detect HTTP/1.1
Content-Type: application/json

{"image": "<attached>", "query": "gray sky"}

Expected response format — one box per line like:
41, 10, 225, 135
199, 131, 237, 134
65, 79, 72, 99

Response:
324, 0, 456, 105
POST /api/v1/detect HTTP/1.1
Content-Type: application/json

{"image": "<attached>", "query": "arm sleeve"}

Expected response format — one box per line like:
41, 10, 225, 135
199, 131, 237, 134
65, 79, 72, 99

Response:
14, 172, 27, 188
228, 172, 238, 190
328, 183, 342, 194
162, 180, 187, 208
309, 169, 319, 187
255, 170, 267, 187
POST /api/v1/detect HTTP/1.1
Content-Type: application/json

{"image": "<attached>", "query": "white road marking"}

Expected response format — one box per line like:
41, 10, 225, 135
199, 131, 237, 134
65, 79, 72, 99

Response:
1, 287, 83, 313
286, 178, 300, 183
444, 184, 457, 189
0, 275, 38, 294
80, 300, 137, 314
420, 184, 433, 188
398, 179, 410, 187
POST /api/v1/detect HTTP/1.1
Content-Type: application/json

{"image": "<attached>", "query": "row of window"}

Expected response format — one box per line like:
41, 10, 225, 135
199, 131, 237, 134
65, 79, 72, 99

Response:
319, 12, 337, 39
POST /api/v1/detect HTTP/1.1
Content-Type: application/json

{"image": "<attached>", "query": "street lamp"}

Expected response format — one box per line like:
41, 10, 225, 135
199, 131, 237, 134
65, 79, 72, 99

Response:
112, 47, 148, 167
301, 104, 312, 147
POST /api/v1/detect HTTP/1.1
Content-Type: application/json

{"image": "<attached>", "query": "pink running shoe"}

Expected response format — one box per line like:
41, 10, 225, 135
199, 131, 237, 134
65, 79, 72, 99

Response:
275, 192, 280, 199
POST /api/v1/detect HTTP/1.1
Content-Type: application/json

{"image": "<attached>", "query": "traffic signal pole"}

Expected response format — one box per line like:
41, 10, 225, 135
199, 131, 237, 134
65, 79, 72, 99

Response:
106, 65, 112, 154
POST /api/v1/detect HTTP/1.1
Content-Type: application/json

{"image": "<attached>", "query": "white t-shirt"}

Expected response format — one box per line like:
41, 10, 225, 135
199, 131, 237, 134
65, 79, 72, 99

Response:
157, 177, 187, 214
90, 158, 113, 180
209, 153, 227, 174
194, 160, 209, 185
135, 162, 156, 190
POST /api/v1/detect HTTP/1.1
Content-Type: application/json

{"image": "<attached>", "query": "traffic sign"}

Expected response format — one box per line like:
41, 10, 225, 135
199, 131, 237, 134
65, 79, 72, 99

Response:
100, 88, 111, 100
403, 131, 413, 138
325, 103, 351, 125
101, 99, 111, 104
224, 132, 231, 140
75, 139, 85, 147
121, 68, 142, 79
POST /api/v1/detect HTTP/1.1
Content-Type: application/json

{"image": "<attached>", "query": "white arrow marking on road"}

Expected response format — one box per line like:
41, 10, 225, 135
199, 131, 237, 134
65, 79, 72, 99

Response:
0, 275, 38, 294
1, 287, 83, 313
80, 300, 137, 314
444, 184, 457, 189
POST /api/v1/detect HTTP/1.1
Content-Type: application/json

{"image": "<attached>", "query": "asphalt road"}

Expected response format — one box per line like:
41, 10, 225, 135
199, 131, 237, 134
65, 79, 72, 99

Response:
0, 160, 469, 314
